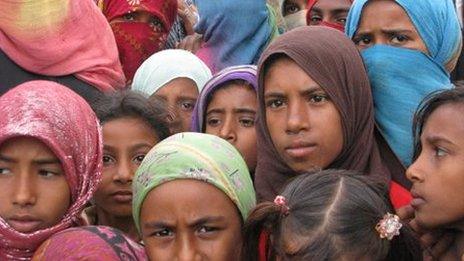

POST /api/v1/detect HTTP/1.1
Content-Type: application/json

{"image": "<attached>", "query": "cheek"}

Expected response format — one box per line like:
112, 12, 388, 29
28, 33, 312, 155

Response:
266, 110, 286, 147
41, 182, 71, 225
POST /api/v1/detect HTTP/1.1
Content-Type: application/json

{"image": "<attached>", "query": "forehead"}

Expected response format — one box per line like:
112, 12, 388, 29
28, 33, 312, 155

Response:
155, 78, 199, 97
357, 1, 417, 31
423, 103, 464, 136
208, 84, 257, 107
142, 179, 238, 217
312, 0, 352, 10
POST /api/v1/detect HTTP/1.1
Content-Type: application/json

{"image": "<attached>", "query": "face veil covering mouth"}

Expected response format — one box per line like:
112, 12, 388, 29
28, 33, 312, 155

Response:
361, 45, 452, 166
111, 22, 168, 84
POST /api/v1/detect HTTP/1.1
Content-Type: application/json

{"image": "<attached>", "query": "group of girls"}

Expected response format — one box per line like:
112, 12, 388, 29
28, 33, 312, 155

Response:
0, 0, 464, 260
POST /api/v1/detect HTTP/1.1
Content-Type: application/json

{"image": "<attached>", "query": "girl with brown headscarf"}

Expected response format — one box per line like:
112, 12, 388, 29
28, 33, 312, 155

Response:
255, 26, 411, 209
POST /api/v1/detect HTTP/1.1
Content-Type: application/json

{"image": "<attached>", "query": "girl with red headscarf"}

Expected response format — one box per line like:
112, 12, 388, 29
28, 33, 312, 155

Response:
0, 81, 103, 260
99, 0, 177, 84
306, 0, 353, 31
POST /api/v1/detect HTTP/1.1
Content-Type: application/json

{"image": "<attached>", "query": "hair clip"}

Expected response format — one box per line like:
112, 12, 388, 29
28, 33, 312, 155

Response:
375, 213, 402, 240
274, 195, 290, 216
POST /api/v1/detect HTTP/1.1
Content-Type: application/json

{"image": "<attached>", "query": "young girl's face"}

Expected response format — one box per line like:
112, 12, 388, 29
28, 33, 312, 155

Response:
307, 0, 351, 26
352, 0, 427, 53
0, 137, 70, 233
407, 103, 464, 229
110, 10, 166, 32
205, 83, 258, 170
94, 117, 159, 218
140, 179, 242, 260
155, 78, 199, 133
263, 57, 344, 173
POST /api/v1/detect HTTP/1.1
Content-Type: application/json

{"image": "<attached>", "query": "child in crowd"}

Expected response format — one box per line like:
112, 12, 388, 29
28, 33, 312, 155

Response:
306, 0, 353, 31
98, 0, 178, 84
407, 87, 464, 260
346, 0, 462, 167
133, 49, 212, 133
82, 91, 170, 241
133, 132, 256, 260
244, 170, 421, 260
0, 81, 102, 260
255, 26, 411, 209
191, 65, 258, 173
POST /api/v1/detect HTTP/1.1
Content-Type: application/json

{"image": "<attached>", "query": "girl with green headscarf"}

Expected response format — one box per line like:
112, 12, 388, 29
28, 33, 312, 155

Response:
133, 132, 255, 260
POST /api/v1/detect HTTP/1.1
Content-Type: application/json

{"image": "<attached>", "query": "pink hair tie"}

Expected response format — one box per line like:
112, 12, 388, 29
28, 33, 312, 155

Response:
375, 213, 402, 240
274, 195, 290, 216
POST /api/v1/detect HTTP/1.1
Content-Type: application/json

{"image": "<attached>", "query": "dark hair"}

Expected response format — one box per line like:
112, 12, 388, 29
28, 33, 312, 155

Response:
243, 170, 421, 261
92, 90, 170, 141
413, 83, 464, 160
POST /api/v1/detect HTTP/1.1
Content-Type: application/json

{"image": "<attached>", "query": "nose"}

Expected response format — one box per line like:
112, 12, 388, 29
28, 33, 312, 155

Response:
286, 99, 310, 134
406, 153, 425, 183
12, 173, 36, 207
113, 158, 133, 184
218, 116, 237, 144
175, 235, 202, 261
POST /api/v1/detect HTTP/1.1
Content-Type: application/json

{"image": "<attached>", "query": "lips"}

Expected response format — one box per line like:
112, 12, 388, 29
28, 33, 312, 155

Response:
284, 141, 317, 159
410, 190, 426, 210
111, 190, 133, 203
7, 215, 42, 233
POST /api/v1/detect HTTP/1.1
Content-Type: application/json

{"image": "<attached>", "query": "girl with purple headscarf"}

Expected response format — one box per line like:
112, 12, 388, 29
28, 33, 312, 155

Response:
191, 65, 258, 173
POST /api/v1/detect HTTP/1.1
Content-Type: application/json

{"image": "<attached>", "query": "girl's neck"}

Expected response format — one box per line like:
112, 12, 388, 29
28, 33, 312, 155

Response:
95, 206, 140, 242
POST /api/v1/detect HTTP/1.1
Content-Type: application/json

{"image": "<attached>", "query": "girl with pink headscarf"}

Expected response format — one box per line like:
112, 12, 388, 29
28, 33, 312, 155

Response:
0, 81, 103, 260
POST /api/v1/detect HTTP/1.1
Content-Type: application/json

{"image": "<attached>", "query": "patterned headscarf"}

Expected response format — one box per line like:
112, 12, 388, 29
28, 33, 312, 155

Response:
0, 0, 125, 91
0, 81, 103, 260
191, 65, 258, 132
32, 226, 146, 261
99, 0, 178, 84
133, 132, 256, 233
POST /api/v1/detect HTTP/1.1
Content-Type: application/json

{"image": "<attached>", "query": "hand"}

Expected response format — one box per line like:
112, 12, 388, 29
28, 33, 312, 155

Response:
397, 205, 455, 260
177, 0, 198, 35
176, 33, 203, 53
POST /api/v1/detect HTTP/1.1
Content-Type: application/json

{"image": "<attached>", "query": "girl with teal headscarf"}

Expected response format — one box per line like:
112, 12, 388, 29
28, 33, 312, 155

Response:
132, 132, 255, 260
346, 0, 462, 167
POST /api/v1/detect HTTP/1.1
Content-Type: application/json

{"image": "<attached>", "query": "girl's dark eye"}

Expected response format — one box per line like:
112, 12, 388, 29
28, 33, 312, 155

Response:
309, 94, 328, 103
0, 168, 11, 175
391, 34, 409, 44
133, 154, 146, 164
354, 35, 372, 46
336, 17, 347, 25
434, 147, 447, 157
198, 226, 217, 234
180, 102, 195, 111
207, 118, 221, 126
38, 170, 59, 178
103, 155, 116, 166
149, 17, 164, 31
123, 13, 136, 21
239, 118, 255, 127
267, 99, 285, 109
284, 4, 300, 15
153, 228, 173, 237
309, 16, 322, 24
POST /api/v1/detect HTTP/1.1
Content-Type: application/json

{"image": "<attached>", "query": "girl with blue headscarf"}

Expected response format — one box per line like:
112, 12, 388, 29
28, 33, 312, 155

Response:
346, 0, 462, 167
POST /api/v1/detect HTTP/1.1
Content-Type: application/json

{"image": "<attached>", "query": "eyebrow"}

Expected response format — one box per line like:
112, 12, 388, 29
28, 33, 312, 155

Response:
187, 216, 226, 227
0, 155, 60, 165
356, 28, 415, 36
265, 85, 323, 98
206, 108, 257, 116
425, 135, 456, 146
